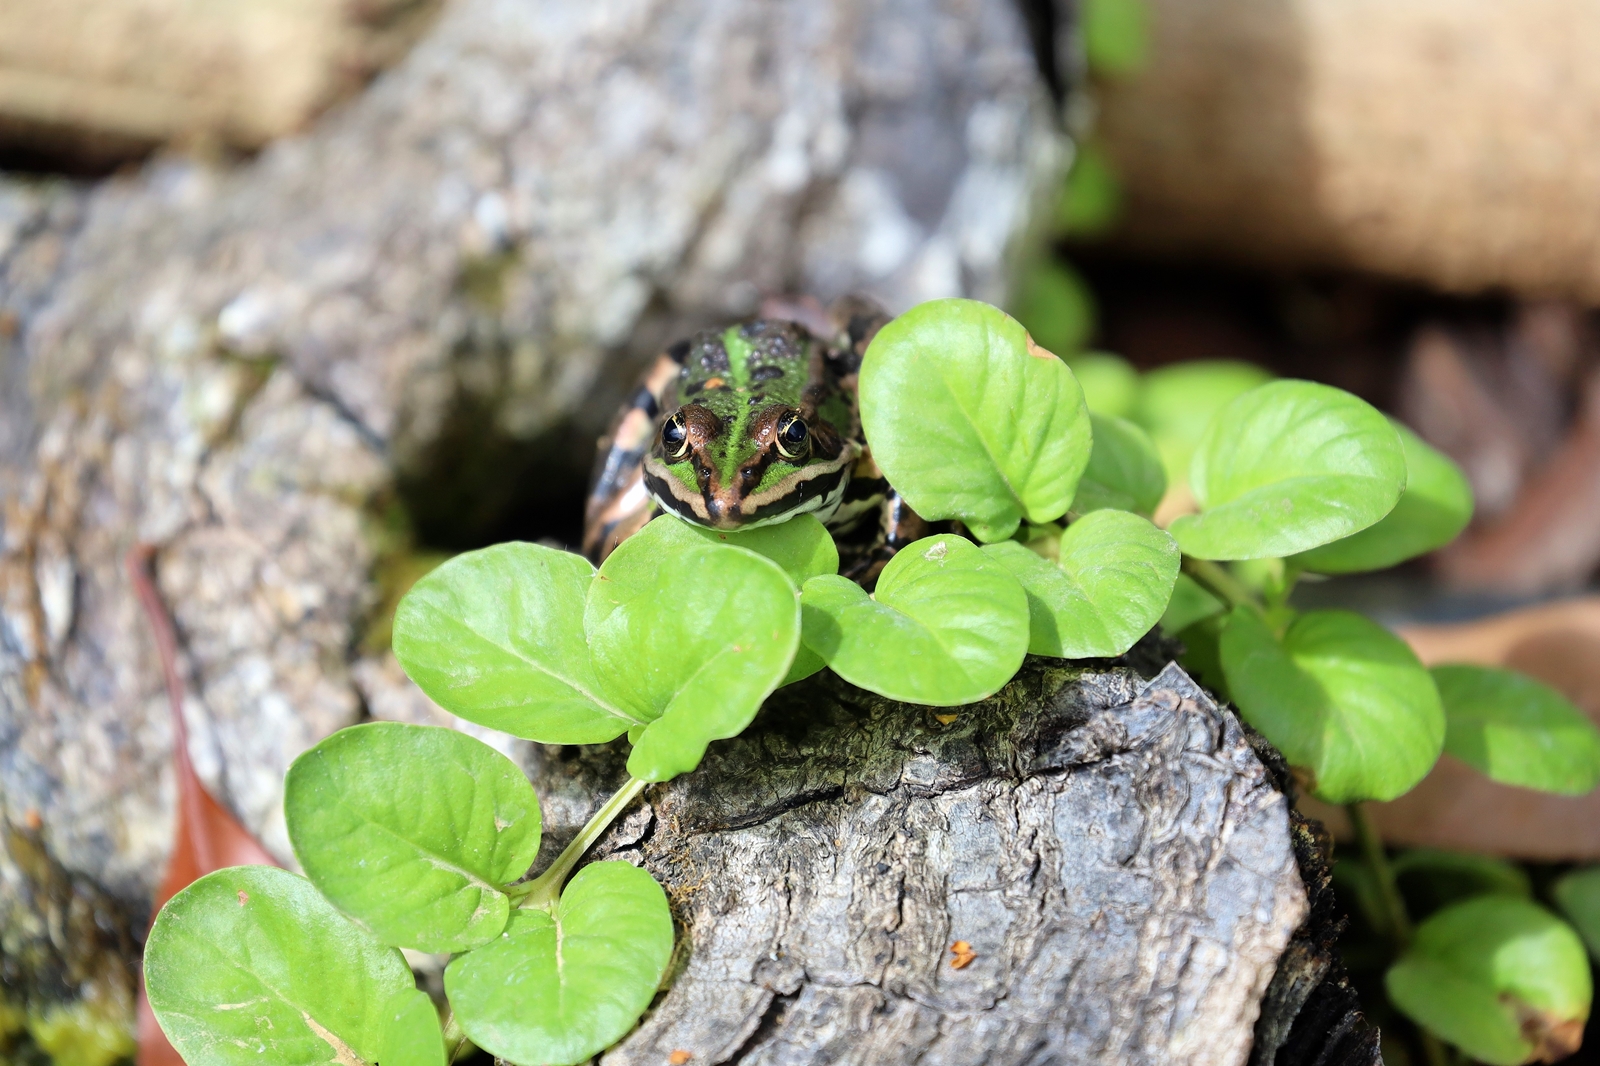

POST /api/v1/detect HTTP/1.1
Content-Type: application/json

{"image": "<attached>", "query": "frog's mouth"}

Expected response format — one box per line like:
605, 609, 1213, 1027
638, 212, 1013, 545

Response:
642, 444, 859, 530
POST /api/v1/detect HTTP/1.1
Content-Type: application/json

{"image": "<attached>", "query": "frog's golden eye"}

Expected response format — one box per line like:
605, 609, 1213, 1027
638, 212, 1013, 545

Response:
775, 413, 810, 460
661, 412, 690, 459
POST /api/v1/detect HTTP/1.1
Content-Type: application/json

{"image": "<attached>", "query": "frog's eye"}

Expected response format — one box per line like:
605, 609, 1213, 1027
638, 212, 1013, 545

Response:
661, 412, 691, 459
775, 414, 810, 460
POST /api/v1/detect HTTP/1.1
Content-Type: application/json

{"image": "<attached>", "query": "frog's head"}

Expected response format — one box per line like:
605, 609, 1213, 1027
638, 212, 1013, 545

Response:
640, 323, 860, 530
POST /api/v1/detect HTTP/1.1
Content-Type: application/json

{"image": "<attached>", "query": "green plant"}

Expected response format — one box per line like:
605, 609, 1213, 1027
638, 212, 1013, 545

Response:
144, 298, 1600, 1065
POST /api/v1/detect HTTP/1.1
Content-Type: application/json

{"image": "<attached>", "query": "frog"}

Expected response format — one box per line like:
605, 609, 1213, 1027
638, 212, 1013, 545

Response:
582, 295, 930, 584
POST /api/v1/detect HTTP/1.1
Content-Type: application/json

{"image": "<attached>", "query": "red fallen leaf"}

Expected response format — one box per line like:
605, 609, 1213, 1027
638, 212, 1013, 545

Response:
127, 544, 281, 1066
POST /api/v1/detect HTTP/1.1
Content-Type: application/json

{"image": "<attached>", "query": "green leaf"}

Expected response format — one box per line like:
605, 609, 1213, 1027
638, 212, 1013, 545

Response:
983, 510, 1178, 659
860, 298, 1092, 542
1132, 360, 1274, 487
1176, 612, 1230, 701
1010, 262, 1096, 357
1170, 381, 1408, 561
374, 989, 448, 1066
1391, 849, 1531, 914
781, 643, 829, 688
393, 543, 633, 743
800, 534, 1029, 706
1219, 608, 1444, 802
145, 866, 420, 1066
1064, 352, 1140, 418
640, 512, 838, 585
1083, 0, 1149, 76
1553, 867, 1600, 960
1071, 413, 1166, 516
445, 862, 674, 1066
1294, 422, 1473, 573
1057, 143, 1124, 238
1432, 664, 1600, 796
1387, 896, 1592, 1066
285, 722, 541, 953
588, 517, 800, 781
1162, 572, 1224, 634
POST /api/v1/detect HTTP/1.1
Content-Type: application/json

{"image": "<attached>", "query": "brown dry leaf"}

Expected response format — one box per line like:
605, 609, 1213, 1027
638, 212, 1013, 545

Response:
1514, 999, 1585, 1064
949, 940, 977, 969
129, 545, 281, 1066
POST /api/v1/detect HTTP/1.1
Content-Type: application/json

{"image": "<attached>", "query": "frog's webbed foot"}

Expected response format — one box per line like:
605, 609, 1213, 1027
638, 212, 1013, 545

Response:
836, 488, 941, 591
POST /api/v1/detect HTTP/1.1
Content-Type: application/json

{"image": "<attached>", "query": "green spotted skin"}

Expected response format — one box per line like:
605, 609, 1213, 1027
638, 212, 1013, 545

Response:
641, 320, 861, 530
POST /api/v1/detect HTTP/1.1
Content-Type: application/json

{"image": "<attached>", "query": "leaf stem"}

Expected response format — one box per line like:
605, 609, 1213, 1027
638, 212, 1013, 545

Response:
519, 777, 649, 912
1181, 556, 1262, 613
1347, 802, 1453, 1066
1346, 801, 1411, 945
440, 1008, 469, 1063
1265, 561, 1302, 613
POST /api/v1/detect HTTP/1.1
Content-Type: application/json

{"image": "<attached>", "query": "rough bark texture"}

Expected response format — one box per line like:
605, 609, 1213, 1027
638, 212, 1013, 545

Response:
509, 659, 1311, 1066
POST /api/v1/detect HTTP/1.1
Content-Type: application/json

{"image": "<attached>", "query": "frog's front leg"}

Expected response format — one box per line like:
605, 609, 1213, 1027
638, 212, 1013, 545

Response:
832, 448, 936, 588
581, 342, 685, 563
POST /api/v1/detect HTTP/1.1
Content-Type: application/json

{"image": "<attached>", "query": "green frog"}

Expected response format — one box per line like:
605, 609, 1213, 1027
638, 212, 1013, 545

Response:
583, 296, 929, 584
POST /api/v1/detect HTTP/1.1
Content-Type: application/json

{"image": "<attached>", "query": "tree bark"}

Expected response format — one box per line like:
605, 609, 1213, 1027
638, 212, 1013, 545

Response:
513, 658, 1325, 1065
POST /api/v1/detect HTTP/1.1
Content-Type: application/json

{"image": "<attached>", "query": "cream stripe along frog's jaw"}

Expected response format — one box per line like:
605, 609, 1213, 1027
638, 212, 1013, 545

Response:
641, 441, 859, 530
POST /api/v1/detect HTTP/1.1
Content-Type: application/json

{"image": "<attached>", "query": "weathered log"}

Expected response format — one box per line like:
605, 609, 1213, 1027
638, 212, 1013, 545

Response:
520, 659, 1318, 1065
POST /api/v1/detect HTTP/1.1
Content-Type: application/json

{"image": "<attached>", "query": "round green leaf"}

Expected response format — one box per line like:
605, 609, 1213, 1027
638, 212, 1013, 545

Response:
1132, 360, 1275, 486
146, 866, 419, 1066
393, 543, 636, 743
1161, 572, 1224, 634
1219, 608, 1444, 802
1064, 352, 1139, 417
1171, 381, 1408, 560
375, 989, 448, 1066
286, 722, 541, 953
1011, 262, 1096, 357
859, 298, 1092, 542
1083, 0, 1149, 76
649, 513, 835, 688
1387, 896, 1592, 1066
983, 510, 1178, 659
1554, 867, 1600, 960
1432, 664, 1600, 796
1071, 413, 1166, 516
445, 861, 673, 1066
1391, 849, 1531, 907
587, 516, 800, 781
800, 534, 1029, 706
1057, 145, 1124, 239
638, 511, 837, 585
1294, 421, 1473, 573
